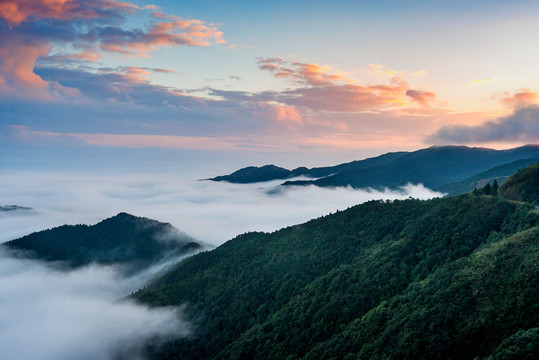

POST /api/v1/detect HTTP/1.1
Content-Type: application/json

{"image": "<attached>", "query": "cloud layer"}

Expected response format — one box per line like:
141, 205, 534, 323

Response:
0, 167, 442, 360
0, 249, 190, 360
0, 170, 444, 245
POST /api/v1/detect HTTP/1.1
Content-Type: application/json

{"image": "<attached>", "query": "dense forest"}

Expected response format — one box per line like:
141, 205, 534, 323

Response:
500, 162, 539, 204
134, 163, 539, 360
3, 212, 202, 273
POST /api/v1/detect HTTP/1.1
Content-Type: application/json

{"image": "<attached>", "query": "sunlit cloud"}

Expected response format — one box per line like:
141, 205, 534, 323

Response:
0, 0, 224, 98
257, 57, 438, 113
499, 89, 537, 109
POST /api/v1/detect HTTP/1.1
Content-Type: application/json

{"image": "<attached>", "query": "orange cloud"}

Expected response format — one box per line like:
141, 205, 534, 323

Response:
0, 0, 223, 97
500, 89, 537, 108
405, 89, 436, 107
256, 58, 439, 113
257, 58, 345, 86
270, 104, 303, 124
0, 36, 51, 98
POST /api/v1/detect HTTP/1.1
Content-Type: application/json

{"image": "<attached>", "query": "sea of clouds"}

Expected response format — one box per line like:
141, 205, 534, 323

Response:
0, 169, 443, 360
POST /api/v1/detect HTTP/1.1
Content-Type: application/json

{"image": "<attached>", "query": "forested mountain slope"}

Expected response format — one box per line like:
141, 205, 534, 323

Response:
499, 162, 539, 204
3, 213, 202, 273
134, 170, 539, 359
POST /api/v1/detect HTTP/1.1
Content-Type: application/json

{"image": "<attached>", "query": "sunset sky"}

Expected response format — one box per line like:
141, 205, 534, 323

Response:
1, 0, 539, 170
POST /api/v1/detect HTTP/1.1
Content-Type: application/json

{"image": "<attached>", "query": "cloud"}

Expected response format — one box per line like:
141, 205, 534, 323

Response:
0, 0, 224, 97
500, 89, 537, 109
258, 58, 346, 86
0, 170, 444, 246
256, 57, 437, 112
406, 89, 436, 107
0, 249, 190, 360
0, 0, 137, 27
427, 105, 539, 144
34, 67, 201, 107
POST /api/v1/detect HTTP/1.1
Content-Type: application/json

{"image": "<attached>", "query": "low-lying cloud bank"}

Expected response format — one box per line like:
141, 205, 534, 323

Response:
0, 171, 443, 245
0, 249, 190, 360
0, 170, 443, 360
427, 105, 539, 144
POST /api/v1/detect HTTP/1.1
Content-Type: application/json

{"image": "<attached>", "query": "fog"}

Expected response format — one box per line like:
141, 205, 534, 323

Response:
0, 248, 190, 360
0, 171, 443, 245
0, 169, 443, 360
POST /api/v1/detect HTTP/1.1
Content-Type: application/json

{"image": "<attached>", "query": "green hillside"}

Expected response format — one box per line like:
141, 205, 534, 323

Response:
437, 157, 539, 196
499, 162, 539, 204
3, 213, 202, 273
133, 190, 539, 359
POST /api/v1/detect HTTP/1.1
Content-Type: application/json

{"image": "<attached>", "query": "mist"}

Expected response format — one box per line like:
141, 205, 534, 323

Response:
0, 170, 443, 246
0, 169, 443, 360
0, 248, 190, 360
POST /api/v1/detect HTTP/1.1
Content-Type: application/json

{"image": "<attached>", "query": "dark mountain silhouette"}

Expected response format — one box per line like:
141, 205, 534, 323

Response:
209, 145, 539, 194
3, 212, 202, 273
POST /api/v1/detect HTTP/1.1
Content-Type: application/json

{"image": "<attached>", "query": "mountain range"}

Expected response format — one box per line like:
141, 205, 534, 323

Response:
134, 161, 539, 360
209, 145, 539, 195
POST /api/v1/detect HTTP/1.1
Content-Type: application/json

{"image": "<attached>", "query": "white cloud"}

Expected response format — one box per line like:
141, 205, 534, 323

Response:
0, 249, 190, 360
0, 171, 444, 245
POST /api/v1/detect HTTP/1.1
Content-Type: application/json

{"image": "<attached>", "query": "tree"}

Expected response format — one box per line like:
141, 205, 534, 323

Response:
492, 180, 499, 195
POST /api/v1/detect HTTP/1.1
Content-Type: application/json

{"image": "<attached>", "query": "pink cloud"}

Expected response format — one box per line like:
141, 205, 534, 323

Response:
0, 0, 224, 98
0, 35, 52, 98
405, 89, 436, 107
269, 104, 303, 124
500, 90, 537, 109
257, 58, 437, 112
257, 58, 345, 86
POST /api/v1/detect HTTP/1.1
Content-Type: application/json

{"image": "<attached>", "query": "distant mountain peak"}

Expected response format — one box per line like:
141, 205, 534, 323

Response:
3, 213, 203, 273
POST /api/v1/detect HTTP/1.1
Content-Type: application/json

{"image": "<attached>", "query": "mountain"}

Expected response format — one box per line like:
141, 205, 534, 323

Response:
0, 205, 33, 212
2, 212, 203, 273
208, 151, 408, 183
499, 162, 539, 204
437, 157, 539, 196
209, 145, 539, 194
209, 164, 293, 183
133, 166, 539, 360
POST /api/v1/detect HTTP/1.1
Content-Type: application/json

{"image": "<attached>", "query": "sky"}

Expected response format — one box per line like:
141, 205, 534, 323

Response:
1, 0, 539, 171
